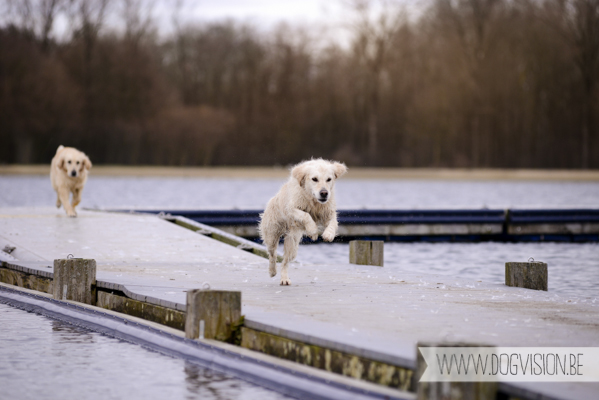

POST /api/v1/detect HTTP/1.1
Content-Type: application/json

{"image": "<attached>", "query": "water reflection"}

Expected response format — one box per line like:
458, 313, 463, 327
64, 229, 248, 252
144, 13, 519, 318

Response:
52, 320, 96, 342
185, 362, 241, 400
0, 304, 289, 400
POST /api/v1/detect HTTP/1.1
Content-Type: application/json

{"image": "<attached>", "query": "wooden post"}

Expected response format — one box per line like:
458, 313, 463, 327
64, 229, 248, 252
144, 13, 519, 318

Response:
53, 258, 96, 305
349, 240, 384, 266
415, 342, 498, 400
505, 260, 548, 291
185, 289, 242, 342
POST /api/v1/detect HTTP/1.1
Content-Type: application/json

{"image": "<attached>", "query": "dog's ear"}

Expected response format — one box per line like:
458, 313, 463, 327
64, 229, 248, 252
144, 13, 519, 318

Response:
83, 155, 92, 171
332, 162, 347, 179
57, 154, 66, 171
56, 146, 66, 170
292, 163, 307, 187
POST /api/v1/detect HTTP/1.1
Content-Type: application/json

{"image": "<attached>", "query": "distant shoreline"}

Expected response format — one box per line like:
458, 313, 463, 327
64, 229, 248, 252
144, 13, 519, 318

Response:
1, 165, 599, 181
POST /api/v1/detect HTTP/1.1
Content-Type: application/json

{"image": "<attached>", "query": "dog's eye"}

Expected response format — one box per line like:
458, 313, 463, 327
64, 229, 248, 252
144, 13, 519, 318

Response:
67, 161, 71, 164
327, 178, 331, 182
76, 161, 80, 165
312, 177, 318, 182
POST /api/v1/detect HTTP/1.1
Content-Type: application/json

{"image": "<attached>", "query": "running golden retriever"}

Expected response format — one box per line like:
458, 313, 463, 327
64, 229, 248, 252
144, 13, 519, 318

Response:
50, 145, 92, 217
259, 159, 347, 285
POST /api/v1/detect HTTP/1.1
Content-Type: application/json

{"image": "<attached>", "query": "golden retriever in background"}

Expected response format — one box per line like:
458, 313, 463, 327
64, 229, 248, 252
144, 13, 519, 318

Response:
50, 145, 92, 217
259, 158, 347, 285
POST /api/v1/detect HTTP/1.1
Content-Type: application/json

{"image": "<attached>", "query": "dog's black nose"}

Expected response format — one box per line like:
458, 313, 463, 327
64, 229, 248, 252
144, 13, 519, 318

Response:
70, 171, 77, 177
319, 189, 328, 198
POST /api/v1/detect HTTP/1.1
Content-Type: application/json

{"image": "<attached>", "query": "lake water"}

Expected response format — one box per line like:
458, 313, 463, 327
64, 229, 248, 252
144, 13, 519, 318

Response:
0, 303, 289, 400
1, 175, 599, 209
293, 241, 598, 298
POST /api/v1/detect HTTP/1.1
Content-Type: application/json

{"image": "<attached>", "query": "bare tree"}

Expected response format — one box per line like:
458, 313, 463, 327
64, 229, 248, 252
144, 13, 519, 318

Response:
4, 0, 35, 31
120, 0, 155, 44
435, 0, 503, 167
66, 0, 111, 123
3, 0, 65, 51
0, 0, 597, 167
39, 0, 62, 50
534, 0, 599, 168
347, 0, 405, 164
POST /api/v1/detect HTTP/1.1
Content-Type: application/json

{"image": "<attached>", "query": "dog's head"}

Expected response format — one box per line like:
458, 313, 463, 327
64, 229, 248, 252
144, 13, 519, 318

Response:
291, 159, 347, 204
57, 146, 92, 178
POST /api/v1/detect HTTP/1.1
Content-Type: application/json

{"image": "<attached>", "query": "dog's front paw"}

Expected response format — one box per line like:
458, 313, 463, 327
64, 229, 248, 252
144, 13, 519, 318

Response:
306, 222, 319, 241
322, 229, 335, 242
66, 210, 77, 218
56, 199, 61, 208
269, 262, 277, 277
280, 277, 291, 286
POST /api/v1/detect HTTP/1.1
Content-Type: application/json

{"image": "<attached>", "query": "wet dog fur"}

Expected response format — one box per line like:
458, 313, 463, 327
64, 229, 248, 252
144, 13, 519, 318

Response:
259, 158, 347, 285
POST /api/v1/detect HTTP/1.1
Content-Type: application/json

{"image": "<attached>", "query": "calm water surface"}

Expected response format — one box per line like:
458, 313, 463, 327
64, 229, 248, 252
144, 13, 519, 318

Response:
293, 242, 599, 298
1, 175, 599, 209
0, 303, 289, 400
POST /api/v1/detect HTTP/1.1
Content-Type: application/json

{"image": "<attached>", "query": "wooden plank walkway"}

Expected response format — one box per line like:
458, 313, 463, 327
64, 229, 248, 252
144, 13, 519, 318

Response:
1, 207, 598, 399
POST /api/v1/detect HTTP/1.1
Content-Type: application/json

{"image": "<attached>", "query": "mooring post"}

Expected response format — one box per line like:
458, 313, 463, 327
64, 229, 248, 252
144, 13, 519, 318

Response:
185, 289, 242, 342
415, 342, 498, 400
349, 240, 384, 266
52, 258, 96, 305
505, 259, 548, 291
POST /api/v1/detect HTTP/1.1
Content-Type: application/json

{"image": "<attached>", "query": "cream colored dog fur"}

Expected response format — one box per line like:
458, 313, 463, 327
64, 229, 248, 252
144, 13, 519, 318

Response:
259, 159, 347, 285
50, 145, 92, 217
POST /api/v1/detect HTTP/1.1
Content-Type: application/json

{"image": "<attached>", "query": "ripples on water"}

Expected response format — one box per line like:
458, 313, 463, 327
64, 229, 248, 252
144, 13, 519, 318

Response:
0, 304, 289, 400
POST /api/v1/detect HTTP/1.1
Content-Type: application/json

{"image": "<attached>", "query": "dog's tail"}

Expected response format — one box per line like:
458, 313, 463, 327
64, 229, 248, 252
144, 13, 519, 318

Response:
258, 211, 278, 243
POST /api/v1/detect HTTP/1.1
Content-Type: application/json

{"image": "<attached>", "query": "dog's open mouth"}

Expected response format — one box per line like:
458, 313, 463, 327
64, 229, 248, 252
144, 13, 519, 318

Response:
318, 198, 328, 203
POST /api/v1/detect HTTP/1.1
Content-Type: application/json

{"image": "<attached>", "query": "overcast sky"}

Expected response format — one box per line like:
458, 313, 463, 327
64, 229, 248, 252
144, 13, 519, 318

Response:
43, 0, 423, 47
152, 0, 351, 43
159, 0, 345, 25
148, 0, 425, 47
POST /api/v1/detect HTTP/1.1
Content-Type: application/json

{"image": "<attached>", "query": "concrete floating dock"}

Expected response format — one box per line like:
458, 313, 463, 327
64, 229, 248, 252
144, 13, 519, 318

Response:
128, 208, 599, 242
1, 207, 599, 399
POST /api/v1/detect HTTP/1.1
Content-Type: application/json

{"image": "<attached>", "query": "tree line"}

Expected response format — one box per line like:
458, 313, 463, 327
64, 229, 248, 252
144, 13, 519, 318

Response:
0, 0, 597, 168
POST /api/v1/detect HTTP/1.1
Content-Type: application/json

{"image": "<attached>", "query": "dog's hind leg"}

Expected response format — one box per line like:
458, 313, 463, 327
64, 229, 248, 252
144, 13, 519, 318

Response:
56, 195, 61, 208
263, 233, 279, 278
280, 230, 302, 286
